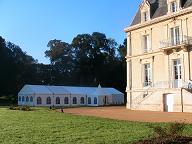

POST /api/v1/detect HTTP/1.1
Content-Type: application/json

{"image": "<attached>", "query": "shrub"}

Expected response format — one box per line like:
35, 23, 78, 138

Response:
134, 122, 192, 144
9, 105, 32, 111
21, 106, 32, 111
9, 105, 20, 110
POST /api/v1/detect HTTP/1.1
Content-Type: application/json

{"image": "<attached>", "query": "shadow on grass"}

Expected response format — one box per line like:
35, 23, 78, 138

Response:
133, 122, 192, 144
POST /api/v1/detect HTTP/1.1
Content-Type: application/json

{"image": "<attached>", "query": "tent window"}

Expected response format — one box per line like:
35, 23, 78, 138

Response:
46, 97, 51, 105
94, 97, 97, 104
26, 96, 29, 102
80, 97, 84, 104
37, 97, 42, 105
88, 97, 91, 104
56, 97, 60, 104
19, 96, 21, 102
64, 97, 69, 104
22, 96, 25, 102
73, 97, 77, 104
30, 96, 33, 102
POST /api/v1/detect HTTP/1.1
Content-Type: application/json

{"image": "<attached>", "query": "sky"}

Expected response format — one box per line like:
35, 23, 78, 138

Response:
0, 0, 141, 64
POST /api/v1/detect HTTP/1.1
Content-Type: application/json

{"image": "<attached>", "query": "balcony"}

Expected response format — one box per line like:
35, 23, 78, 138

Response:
144, 80, 186, 89
143, 81, 152, 87
159, 35, 192, 54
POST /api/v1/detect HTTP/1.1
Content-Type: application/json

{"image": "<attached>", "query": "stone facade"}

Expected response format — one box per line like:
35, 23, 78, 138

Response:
125, 0, 192, 112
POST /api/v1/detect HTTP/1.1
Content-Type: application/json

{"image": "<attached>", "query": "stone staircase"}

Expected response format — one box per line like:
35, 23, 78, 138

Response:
132, 88, 154, 109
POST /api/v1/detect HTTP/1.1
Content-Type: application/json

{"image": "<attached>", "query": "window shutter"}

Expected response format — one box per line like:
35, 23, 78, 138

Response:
148, 35, 151, 51
175, 27, 180, 44
171, 28, 174, 45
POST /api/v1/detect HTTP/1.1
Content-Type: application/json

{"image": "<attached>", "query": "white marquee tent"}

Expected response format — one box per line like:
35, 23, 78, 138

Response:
18, 85, 124, 107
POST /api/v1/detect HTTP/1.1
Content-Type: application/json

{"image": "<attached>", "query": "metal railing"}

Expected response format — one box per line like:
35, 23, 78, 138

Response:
143, 80, 187, 89
143, 81, 153, 87
159, 35, 192, 48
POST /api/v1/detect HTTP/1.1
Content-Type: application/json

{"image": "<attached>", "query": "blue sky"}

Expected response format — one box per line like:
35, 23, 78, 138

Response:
0, 0, 141, 64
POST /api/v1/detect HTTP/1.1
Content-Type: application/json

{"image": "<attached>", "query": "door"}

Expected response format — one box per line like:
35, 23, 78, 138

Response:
164, 94, 174, 112
173, 59, 182, 88
103, 96, 108, 105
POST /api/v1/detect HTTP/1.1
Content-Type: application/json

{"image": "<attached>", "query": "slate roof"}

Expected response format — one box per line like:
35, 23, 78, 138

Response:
131, 0, 192, 26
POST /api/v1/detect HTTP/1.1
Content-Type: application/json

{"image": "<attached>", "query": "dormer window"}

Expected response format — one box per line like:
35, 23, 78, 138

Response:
171, 1, 177, 12
140, 0, 151, 23
143, 11, 149, 21
167, 0, 180, 13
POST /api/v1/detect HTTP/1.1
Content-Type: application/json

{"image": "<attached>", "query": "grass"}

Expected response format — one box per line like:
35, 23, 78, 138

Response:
0, 107, 192, 144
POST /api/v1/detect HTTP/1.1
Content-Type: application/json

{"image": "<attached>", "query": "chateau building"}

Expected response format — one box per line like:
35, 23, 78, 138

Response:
125, 0, 192, 112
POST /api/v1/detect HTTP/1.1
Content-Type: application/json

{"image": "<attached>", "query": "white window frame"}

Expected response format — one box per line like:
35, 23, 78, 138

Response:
170, 26, 180, 46
143, 11, 149, 21
171, 1, 177, 12
143, 63, 152, 87
143, 34, 151, 53
172, 59, 182, 88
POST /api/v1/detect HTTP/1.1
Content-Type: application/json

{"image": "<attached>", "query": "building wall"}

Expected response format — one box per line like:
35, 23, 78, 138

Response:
126, 5, 192, 112
130, 89, 192, 112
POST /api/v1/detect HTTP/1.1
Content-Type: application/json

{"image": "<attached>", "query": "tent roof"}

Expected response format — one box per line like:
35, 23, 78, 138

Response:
18, 85, 52, 95
102, 88, 124, 95
18, 85, 124, 96
46, 86, 70, 94
63, 86, 96, 95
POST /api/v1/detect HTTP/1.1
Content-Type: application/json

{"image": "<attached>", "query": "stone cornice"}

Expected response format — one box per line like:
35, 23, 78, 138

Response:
124, 6, 192, 33
125, 50, 162, 60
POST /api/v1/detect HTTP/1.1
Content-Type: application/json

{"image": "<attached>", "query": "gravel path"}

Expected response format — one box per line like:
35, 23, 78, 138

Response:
61, 106, 192, 123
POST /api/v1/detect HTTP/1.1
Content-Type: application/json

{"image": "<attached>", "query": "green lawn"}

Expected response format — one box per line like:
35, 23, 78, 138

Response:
0, 108, 192, 144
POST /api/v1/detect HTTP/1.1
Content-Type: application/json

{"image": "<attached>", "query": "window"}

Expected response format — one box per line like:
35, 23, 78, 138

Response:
64, 97, 69, 104
143, 11, 149, 21
94, 97, 97, 104
46, 97, 51, 105
143, 35, 150, 52
171, 26, 180, 45
173, 59, 182, 80
26, 96, 29, 102
56, 97, 60, 104
18, 96, 21, 102
173, 59, 182, 88
22, 96, 25, 102
73, 97, 77, 104
80, 97, 84, 104
171, 1, 177, 12
30, 96, 33, 102
144, 63, 151, 87
37, 97, 42, 105
88, 97, 91, 104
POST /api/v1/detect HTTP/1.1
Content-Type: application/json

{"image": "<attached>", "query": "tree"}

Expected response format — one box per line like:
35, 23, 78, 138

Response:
0, 39, 37, 97
119, 38, 127, 59
0, 36, 13, 95
71, 32, 119, 86
45, 39, 75, 84
6, 42, 37, 95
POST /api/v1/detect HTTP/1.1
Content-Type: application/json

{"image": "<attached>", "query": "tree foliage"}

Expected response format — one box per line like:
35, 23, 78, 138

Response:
0, 37, 37, 96
0, 33, 127, 102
